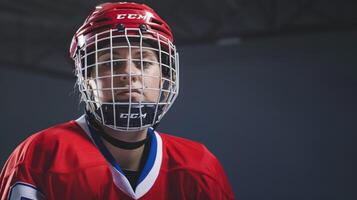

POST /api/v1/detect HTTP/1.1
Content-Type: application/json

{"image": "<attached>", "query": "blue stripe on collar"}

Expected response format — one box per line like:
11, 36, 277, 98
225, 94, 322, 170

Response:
137, 127, 157, 185
86, 118, 124, 175
85, 116, 157, 188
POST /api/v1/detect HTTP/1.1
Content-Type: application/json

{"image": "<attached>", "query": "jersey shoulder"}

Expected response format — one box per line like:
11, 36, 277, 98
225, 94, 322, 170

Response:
158, 133, 235, 199
159, 132, 220, 175
2, 120, 105, 176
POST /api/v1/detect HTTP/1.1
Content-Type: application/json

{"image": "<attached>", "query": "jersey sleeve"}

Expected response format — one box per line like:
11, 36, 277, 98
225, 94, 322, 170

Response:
197, 145, 236, 200
0, 139, 46, 200
0, 163, 45, 200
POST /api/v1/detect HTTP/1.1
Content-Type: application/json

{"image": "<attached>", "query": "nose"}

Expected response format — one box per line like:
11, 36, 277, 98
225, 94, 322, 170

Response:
115, 60, 142, 83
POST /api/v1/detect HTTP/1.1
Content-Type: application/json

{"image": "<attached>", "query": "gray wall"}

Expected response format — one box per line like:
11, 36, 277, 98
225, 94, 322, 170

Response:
1, 31, 356, 199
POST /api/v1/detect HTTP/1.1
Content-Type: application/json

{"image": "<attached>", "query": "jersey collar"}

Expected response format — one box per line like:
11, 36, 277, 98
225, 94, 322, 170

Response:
75, 114, 163, 199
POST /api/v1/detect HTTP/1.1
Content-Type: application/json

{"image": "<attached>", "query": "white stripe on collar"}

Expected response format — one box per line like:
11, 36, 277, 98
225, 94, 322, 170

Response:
75, 115, 163, 199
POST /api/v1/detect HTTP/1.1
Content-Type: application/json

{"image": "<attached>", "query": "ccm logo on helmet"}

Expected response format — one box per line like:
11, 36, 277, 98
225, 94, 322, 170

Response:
117, 14, 151, 21
120, 113, 147, 119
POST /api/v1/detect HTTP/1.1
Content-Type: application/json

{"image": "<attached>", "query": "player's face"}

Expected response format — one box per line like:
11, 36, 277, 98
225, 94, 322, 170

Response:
88, 43, 161, 104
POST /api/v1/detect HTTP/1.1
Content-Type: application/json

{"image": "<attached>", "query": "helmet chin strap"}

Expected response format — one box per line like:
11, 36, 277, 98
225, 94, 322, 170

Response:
94, 127, 150, 150
86, 112, 150, 150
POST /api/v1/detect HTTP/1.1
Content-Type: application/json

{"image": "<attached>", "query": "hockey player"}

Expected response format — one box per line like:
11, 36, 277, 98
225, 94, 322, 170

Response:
0, 2, 235, 200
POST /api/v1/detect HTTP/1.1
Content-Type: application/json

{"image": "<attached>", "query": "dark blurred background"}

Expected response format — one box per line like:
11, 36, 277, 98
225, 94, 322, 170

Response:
1, 0, 357, 199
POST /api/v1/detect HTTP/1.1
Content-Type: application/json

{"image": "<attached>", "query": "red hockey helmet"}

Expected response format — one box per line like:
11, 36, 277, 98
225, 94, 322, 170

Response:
70, 2, 174, 59
69, 2, 179, 132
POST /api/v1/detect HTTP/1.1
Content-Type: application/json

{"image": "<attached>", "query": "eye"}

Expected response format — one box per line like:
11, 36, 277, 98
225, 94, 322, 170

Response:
142, 61, 152, 68
133, 60, 153, 69
99, 61, 125, 68
96, 62, 111, 76
113, 61, 125, 67
97, 61, 123, 76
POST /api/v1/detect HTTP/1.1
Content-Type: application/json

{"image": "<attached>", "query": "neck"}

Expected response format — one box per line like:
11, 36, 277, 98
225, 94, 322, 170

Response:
100, 125, 148, 171
101, 126, 148, 142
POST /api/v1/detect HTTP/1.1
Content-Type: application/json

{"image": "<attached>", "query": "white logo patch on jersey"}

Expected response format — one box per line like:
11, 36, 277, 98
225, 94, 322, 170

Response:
8, 182, 45, 200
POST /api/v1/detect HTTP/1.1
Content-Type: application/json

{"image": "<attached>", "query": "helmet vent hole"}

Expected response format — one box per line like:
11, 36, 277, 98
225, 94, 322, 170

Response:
94, 17, 109, 23
150, 25, 170, 36
150, 18, 163, 25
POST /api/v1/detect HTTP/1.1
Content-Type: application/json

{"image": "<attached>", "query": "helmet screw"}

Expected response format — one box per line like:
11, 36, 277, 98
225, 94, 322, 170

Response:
117, 23, 125, 31
139, 24, 148, 32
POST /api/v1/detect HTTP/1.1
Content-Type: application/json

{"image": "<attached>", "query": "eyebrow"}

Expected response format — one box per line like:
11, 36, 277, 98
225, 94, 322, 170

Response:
134, 50, 156, 57
98, 52, 120, 60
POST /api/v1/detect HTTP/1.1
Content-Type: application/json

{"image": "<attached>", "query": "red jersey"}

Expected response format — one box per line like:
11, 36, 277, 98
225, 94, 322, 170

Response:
0, 115, 235, 200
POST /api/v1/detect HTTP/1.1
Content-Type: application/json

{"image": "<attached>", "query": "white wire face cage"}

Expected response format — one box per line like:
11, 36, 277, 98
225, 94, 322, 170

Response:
74, 28, 179, 132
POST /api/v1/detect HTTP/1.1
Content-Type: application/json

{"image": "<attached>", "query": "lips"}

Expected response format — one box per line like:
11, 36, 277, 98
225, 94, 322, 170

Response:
114, 89, 143, 101
117, 89, 142, 95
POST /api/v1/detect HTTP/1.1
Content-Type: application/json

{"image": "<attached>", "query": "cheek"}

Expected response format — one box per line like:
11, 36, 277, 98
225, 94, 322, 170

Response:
143, 68, 161, 101
143, 76, 160, 88
143, 67, 161, 87
89, 78, 112, 101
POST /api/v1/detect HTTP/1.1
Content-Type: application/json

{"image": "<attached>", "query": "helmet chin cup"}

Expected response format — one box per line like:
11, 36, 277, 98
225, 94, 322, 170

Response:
95, 104, 164, 131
